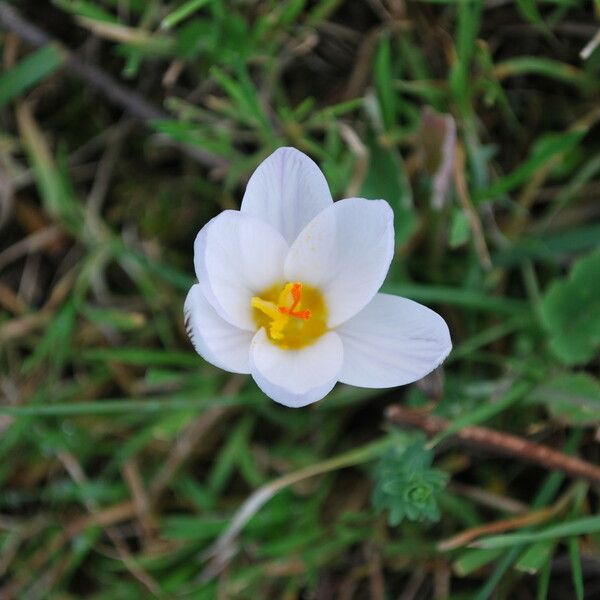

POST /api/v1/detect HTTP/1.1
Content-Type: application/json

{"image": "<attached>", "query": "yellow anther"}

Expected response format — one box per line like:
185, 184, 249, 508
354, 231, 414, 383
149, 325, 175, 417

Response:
277, 283, 297, 310
251, 296, 288, 340
251, 297, 280, 321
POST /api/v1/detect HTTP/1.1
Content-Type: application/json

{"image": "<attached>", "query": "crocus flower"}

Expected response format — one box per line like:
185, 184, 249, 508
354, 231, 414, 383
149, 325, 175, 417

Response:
185, 147, 451, 407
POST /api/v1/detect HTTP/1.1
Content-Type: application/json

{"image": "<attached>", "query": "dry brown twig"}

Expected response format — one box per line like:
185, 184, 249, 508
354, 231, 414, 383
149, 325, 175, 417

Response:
386, 404, 600, 486
122, 459, 156, 545
0, 267, 76, 342
437, 483, 582, 552
439, 505, 555, 552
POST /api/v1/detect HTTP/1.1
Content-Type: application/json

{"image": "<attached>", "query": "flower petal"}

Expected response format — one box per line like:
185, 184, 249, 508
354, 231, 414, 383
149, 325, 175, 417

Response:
194, 210, 289, 330
184, 284, 253, 374
249, 329, 343, 408
336, 293, 451, 388
284, 198, 394, 328
240, 147, 333, 245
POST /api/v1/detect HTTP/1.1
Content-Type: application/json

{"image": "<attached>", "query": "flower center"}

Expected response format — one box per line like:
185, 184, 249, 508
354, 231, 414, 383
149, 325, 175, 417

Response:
251, 282, 327, 349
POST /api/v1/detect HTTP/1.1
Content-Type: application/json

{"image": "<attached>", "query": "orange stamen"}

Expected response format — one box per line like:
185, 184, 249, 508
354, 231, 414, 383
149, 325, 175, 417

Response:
290, 283, 302, 311
291, 309, 311, 320
277, 283, 312, 320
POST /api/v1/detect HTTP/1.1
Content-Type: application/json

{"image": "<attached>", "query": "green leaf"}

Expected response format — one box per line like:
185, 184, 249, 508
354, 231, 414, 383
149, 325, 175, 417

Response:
161, 0, 213, 30
495, 58, 596, 92
81, 306, 146, 332
277, 0, 307, 27
374, 35, 397, 131
449, 0, 482, 115
453, 548, 503, 577
152, 120, 232, 157
16, 106, 84, 234
476, 515, 600, 549
383, 282, 529, 315
53, 0, 119, 23
530, 373, 600, 425
515, 540, 555, 574
515, 0, 553, 37
211, 64, 272, 137
537, 557, 552, 600
493, 223, 600, 267
0, 45, 64, 108
0, 392, 263, 417
162, 515, 226, 541
449, 208, 470, 248
208, 416, 256, 494
540, 249, 600, 365
568, 536, 584, 600
82, 347, 202, 367
174, 19, 214, 59
474, 130, 585, 203
23, 299, 77, 374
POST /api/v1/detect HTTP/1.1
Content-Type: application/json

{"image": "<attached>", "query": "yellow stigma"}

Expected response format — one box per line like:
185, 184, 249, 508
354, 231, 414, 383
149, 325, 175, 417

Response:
251, 282, 327, 349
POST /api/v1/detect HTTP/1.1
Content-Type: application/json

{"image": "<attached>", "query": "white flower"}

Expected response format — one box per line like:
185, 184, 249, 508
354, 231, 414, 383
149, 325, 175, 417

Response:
184, 147, 451, 408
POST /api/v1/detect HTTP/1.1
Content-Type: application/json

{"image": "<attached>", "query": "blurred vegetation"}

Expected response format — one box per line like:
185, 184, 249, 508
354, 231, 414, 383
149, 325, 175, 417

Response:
1, 0, 600, 598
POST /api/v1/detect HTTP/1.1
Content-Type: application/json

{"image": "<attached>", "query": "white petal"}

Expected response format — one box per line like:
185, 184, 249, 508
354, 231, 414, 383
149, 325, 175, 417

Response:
240, 147, 333, 245
184, 284, 253, 374
284, 198, 394, 328
194, 210, 288, 330
249, 329, 343, 408
336, 293, 452, 388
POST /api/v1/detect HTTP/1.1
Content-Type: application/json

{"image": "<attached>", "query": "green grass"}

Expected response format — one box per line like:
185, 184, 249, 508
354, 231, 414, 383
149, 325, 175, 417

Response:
1, 0, 600, 598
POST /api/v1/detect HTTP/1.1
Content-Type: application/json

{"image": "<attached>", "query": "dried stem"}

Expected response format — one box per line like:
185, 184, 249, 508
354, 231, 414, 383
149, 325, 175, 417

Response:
438, 500, 564, 551
386, 404, 600, 485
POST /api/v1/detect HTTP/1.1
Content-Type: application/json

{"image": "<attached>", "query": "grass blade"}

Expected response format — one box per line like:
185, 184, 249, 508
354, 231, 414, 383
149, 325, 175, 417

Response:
0, 44, 63, 107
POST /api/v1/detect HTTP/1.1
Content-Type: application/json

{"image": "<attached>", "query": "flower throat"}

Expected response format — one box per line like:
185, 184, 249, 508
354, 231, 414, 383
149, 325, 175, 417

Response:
251, 282, 327, 349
